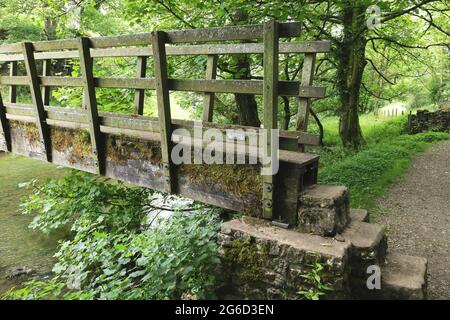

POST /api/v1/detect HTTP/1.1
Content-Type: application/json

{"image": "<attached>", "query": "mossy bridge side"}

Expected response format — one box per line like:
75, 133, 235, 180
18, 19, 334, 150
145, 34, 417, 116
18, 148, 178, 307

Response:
0, 21, 328, 226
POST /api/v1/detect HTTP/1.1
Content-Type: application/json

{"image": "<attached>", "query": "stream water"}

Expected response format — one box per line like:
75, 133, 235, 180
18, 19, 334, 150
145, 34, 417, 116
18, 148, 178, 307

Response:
0, 153, 64, 295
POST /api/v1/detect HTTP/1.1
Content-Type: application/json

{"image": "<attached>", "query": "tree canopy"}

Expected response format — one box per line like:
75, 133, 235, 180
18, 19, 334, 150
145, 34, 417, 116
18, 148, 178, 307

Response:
0, 0, 449, 148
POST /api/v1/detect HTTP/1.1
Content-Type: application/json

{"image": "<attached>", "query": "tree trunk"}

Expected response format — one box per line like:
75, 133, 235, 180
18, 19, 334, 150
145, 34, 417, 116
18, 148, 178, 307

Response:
234, 55, 261, 127
336, 3, 368, 149
281, 96, 291, 130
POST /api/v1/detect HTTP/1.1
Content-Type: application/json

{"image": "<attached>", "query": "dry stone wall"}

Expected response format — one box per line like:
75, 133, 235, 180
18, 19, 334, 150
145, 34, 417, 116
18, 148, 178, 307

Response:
408, 109, 450, 134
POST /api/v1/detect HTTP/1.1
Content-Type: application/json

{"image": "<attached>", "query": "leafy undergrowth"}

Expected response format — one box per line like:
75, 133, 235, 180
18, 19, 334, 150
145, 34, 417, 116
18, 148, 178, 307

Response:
316, 117, 450, 216
1, 171, 222, 300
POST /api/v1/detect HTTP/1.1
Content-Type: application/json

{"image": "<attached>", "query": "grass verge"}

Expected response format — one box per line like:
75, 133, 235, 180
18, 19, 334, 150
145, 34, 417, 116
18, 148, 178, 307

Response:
313, 116, 450, 218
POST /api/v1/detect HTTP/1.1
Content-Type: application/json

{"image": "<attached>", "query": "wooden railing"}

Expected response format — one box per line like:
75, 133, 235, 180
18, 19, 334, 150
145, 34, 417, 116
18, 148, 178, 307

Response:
0, 21, 330, 223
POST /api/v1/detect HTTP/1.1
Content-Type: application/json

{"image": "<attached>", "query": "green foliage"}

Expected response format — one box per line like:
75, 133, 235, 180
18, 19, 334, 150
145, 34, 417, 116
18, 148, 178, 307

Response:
20, 171, 150, 235
4, 171, 222, 300
298, 259, 334, 300
317, 116, 450, 212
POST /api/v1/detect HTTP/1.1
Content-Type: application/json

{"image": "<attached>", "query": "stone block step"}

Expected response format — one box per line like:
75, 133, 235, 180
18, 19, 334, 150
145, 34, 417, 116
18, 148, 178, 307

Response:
381, 253, 428, 300
341, 220, 387, 276
350, 252, 428, 300
297, 185, 350, 236
350, 209, 369, 222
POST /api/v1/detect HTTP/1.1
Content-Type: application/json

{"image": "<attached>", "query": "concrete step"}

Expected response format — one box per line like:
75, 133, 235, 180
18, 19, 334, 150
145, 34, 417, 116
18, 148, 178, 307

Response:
350, 252, 428, 300
350, 209, 369, 222
341, 220, 388, 276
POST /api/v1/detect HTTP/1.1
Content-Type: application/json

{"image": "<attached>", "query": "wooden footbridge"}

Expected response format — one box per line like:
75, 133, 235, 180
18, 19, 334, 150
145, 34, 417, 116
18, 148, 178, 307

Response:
0, 21, 330, 225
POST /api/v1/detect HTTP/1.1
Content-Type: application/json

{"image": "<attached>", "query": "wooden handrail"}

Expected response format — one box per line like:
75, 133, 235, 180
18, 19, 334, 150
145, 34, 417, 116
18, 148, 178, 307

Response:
0, 41, 331, 62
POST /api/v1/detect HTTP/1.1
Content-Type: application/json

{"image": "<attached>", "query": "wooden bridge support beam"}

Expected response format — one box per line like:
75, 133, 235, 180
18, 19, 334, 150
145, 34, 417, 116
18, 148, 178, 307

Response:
22, 42, 52, 162
296, 53, 317, 133
134, 56, 147, 115
152, 31, 174, 193
202, 54, 218, 122
42, 59, 51, 106
262, 20, 279, 220
78, 37, 105, 175
8, 61, 17, 103
0, 92, 11, 152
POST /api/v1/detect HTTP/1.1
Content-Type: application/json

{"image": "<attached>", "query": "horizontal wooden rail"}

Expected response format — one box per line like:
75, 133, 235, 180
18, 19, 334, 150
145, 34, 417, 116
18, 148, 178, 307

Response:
3, 103, 320, 147
0, 76, 325, 98
0, 22, 301, 54
5, 111, 319, 166
0, 41, 331, 62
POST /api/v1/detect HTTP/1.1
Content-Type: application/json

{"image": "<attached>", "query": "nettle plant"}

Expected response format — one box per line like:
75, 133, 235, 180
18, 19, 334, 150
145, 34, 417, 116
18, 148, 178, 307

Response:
3, 171, 221, 300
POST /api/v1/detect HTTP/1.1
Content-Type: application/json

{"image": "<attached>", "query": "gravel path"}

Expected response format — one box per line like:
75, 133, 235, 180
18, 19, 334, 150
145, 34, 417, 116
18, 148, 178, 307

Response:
375, 139, 450, 299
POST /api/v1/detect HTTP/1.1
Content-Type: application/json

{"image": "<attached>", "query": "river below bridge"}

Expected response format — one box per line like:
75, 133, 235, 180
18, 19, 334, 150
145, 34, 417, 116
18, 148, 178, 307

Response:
0, 153, 64, 295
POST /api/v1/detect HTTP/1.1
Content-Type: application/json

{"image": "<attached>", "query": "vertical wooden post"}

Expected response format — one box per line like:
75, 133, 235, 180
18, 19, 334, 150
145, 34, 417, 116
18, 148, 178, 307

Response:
296, 53, 316, 132
262, 20, 279, 220
152, 31, 173, 193
4, 61, 17, 150
42, 59, 51, 106
202, 54, 218, 122
9, 61, 18, 103
78, 37, 105, 175
22, 42, 52, 162
0, 92, 11, 152
134, 56, 147, 115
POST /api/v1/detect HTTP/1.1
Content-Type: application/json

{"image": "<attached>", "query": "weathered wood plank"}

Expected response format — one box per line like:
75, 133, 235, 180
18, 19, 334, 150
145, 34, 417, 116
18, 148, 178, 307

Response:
165, 22, 300, 43
296, 53, 317, 131
0, 22, 300, 55
0, 76, 29, 85
152, 31, 174, 193
41, 59, 51, 106
4, 108, 320, 167
0, 41, 331, 62
202, 55, 218, 122
134, 56, 147, 115
169, 79, 325, 97
262, 20, 279, 220
22, 42, 52, 162
79, 37, 105, 175
8, 61, 18, 103
5, 103, 321, 147
0, 75, 325, 98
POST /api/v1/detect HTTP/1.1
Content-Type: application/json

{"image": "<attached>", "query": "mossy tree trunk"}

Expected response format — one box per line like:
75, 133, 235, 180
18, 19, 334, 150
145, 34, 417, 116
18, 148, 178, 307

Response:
336, 3, 368, 149
234, 54, 261, 127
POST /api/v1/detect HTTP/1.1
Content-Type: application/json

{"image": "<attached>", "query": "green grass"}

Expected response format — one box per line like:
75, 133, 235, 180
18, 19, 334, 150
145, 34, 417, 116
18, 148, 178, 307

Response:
312, 115, 450, 217
0, 154, 66, 294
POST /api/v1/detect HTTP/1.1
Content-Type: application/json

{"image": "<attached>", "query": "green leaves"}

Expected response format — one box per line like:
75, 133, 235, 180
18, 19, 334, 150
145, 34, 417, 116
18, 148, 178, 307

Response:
8, 170, 222, 300
298, 259, 334, 300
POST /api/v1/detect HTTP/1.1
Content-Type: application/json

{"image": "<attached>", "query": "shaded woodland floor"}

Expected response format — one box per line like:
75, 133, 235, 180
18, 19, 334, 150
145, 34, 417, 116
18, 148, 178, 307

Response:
375, 139, 450, 299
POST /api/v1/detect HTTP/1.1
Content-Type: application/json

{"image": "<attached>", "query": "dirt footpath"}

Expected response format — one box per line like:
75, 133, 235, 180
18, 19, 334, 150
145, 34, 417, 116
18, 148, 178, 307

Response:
375, 139, 450, 299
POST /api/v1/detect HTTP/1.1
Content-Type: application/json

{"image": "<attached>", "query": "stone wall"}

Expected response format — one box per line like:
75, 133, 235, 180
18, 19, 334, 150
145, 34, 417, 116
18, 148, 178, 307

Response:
408, 109, 450, 134
216, 217, 350, 300
217, 185, 428, 300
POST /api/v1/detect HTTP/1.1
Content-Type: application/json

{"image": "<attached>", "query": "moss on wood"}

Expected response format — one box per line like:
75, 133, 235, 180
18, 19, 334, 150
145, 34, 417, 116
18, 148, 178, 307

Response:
181, 163, 262, 201
9, 121, 40, 146
106, 134, 162, 165
51, 127, 92, 163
